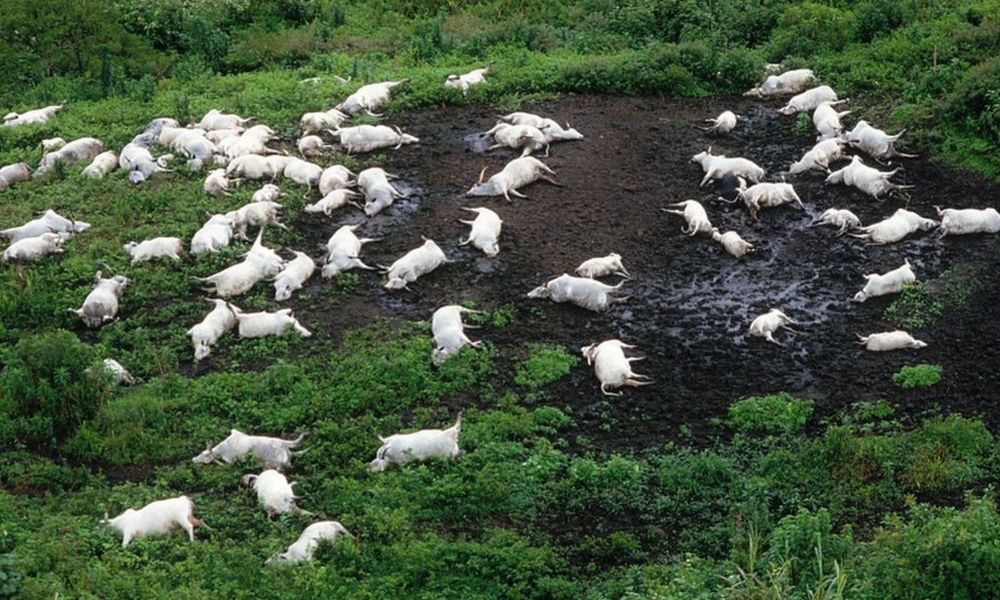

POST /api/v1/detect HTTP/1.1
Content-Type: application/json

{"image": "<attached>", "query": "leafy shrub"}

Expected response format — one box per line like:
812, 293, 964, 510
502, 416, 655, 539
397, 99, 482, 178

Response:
898, 414, 992, 493
767, 2, 857, 59
946, 56, 1000, 145
0, 330, 112, 447
729, 393, 814, 433
0, 553, 22, 599
892, 364, 942, 389
884, 267, 983, 329
760, 508, 853, 593
852, 496, 1000, 598
514, 344, 578, 390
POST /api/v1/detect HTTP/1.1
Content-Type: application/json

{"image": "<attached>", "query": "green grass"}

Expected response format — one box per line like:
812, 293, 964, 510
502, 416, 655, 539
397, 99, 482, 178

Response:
892, 364, 943, 390
884, 268, 983, 330
513, 343, 579, 390
729, 393, 814, 434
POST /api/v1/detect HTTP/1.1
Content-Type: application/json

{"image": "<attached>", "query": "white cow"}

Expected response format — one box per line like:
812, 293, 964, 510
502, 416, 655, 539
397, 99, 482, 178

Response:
580, 339, 651, 396
69, 271, 130, 328
336, 80, 408, 116
711, 229, 755, 258
527, 274, 627, 312
843, 120, 916, 160
735, 179, 803, 220
234, 308, 312, 338
851, 260, 916, 303
744, 69, 815, 97
787, 138, 845, 176
204, 169, 231, 197
498, 113, 585, 142
935, 206, 1000, 238
809, 208, 862, 236
575, 253, 629, 278
662, 200, 713, 236
459, 207, 502, 257
777, 86, 840, 115
266, 521, 353, 566
467, 156, 560, 200
243, 469, 309, 517
191, 214, 236, 254
2, 232, 66, 264
273, 251, 316, 301
380, 238, 449, 290
321, 225, 380, 278
0, 209, 90, 243
812, 101, 851, 141
193, 429, 305, 470
702, 110, 739, 134
368, 413, 462, 472
187, 299, 239, 361
123, 237, 184, 265
691, 148, 765, 187
748, 309, 800, 346
81, 151, 119, 179
334, 125, 419, 154
856, 331, 927, 351
446, 66, 490, 94
485, 123, 549, 157
850, 208, 937, 245
103, 495, 205, 548
431, 305, 482, 365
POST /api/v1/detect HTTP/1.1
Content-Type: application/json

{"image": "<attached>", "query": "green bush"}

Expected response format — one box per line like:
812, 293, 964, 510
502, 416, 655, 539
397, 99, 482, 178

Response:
513, 344, 578, 390
885, 267, 983, 329
892, 364, 942, 389
767, 2, 857, 59
851, 496, 1000, 598
761, 508, 853, 593
729, 393, 814, 433
0, 330, 112, 448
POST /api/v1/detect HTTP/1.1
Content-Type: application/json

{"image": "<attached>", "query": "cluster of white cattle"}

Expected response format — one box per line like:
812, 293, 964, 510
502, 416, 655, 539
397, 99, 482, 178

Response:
4, 62, 998, 557
667, 68, 998, 352
0, 72, 541, 559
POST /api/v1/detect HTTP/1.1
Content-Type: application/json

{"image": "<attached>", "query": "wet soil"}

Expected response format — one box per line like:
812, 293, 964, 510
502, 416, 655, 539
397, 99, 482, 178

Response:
273, 95, 1000, 451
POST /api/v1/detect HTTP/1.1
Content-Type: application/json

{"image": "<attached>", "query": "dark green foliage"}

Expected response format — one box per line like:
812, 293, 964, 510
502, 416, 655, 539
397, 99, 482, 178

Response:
513, 344, 578, 389
0, 330, 112, 447
729, 393, 814, 433
851, 496, 1000, 599
892, 364, 942, 389
885, 268, 983, 329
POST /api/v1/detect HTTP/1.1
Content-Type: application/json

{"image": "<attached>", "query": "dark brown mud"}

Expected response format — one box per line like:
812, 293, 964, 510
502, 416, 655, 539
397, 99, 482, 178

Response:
251, 95, 1000, 450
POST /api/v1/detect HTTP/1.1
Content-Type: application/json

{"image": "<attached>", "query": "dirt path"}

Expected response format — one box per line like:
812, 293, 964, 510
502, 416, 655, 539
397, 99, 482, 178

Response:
281, 95, 1000, 450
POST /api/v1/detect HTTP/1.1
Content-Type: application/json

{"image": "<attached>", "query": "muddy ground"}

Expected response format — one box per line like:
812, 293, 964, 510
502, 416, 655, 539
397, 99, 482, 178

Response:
263, 95, 1000, 451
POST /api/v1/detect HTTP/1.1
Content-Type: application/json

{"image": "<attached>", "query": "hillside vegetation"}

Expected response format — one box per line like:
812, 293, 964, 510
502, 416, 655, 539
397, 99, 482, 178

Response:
2, 1, 1000, 598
